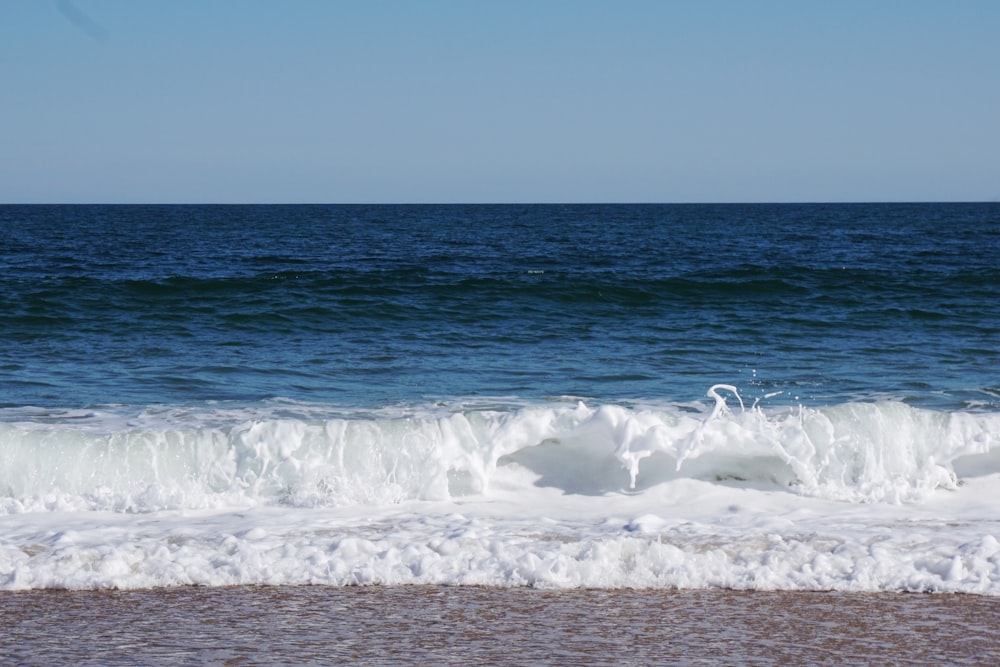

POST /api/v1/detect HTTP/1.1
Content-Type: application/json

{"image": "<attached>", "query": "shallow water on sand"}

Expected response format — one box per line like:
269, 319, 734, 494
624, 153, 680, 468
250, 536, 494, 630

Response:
2, 585, 998, 665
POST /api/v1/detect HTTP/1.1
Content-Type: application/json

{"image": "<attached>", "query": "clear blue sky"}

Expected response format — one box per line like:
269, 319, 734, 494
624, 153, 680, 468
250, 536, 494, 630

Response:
3, 0, 999, 203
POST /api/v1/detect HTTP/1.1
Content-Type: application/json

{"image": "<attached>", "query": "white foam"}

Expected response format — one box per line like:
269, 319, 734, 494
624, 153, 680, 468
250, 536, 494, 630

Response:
1, 395, 999, 592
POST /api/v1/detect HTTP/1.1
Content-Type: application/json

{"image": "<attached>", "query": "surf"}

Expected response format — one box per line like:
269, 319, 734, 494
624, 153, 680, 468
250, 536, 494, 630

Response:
2, 391, 996, 514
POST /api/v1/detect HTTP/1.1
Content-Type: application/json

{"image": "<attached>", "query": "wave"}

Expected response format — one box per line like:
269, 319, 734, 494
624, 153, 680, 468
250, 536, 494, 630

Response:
2, 389, 997, 514
13, 264, 997, 302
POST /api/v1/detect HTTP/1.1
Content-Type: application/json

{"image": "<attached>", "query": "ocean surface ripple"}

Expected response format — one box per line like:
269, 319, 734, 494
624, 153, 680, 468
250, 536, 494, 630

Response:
1, 203, 998, 592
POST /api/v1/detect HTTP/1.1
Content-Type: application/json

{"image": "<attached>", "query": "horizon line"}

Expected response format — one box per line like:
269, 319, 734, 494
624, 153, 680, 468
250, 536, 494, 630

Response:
2, 200, 997, 206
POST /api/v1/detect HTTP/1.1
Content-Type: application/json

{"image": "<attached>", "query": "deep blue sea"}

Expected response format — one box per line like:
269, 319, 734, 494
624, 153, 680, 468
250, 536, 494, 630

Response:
2, 203, 1000, 594
2, 203, 997, 411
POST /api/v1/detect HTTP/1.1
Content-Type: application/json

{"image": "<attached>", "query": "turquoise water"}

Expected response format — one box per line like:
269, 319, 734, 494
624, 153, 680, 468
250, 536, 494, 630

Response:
2, 203, 997, 411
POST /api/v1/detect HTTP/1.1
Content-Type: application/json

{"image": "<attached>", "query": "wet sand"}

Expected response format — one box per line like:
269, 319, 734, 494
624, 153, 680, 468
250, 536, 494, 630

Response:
2, 586, 999, 665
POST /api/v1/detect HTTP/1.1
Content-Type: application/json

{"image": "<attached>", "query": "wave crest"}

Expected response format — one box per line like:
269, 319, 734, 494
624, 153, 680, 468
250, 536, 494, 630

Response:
1, 394, 997, 513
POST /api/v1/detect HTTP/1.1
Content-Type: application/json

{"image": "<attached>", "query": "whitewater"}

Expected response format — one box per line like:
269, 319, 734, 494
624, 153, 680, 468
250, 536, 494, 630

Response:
2, 203, 998, 596
3, 387, 998, 593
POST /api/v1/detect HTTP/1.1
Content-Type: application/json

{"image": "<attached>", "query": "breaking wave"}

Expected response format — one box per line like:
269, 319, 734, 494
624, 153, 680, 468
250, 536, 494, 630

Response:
3, 389, 997, 513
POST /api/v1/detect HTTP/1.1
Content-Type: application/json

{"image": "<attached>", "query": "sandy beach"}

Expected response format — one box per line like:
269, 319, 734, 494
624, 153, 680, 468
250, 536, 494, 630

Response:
2, 585, 998, 665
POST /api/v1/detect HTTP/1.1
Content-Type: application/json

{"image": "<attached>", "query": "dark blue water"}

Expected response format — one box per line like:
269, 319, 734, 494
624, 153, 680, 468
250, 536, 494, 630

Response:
2, 203, 998, 411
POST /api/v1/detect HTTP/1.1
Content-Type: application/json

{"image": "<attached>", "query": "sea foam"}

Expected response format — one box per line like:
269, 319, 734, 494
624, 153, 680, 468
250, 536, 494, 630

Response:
1, 392, 996, 513
2, 392, 999, 592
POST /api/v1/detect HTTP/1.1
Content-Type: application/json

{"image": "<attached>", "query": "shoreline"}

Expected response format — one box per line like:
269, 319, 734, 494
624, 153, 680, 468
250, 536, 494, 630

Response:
5, 582, 1000, 596
4, 585, 999, 665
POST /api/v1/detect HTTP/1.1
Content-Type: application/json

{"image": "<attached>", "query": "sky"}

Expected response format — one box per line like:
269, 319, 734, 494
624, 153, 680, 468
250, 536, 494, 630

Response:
3, 0, 999, 203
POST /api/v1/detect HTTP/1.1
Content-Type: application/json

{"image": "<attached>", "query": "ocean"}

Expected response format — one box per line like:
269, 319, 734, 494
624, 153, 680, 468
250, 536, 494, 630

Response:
2, 203, 999, 661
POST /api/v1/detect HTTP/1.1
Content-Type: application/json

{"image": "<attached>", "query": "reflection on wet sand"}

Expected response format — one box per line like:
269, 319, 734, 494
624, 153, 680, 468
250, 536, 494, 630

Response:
2, 585, 998, 665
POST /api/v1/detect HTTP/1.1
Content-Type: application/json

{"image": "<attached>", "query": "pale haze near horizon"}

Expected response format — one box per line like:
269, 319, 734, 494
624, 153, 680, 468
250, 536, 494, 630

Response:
3, 0, 998, 204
